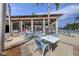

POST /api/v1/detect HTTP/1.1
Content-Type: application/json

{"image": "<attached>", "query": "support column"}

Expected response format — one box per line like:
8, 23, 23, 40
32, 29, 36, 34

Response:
43, 18, 45, 35
0, 3, 6, 52
56, 19, 58, 34
51, 22, 53, 32
11, 21, 13, 33
20, 19, 23, 33
51, 22, 55, 33
31, 19, 33, 32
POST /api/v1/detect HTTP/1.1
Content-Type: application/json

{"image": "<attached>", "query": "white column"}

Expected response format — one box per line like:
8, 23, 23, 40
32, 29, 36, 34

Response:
43, 18, 45, 35
20, 20, 23, 33
56, 19, 58, 34
0, 3, 6, 52
31, 19, 33, 32
35, 25, 37, 32
51, 22, 53, 32
52, 22, 55, 32
11, 21, 13, 33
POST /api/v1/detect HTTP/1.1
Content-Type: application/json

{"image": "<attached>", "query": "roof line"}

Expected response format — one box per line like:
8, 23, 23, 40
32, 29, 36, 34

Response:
6, 14, 63, 18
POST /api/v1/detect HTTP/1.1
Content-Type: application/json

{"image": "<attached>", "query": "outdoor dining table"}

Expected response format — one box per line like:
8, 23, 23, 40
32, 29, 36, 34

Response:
40, 35, 59, 43
40, 35, 60, 55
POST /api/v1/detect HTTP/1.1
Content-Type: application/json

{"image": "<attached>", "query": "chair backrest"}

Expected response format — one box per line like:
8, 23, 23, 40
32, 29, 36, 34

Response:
21, 32, 33, 39
53, 33, 58, 37
51, 32, 59, 37
35, 38, 45, 50
63, 30, 71, 35
34, 31, 44, 37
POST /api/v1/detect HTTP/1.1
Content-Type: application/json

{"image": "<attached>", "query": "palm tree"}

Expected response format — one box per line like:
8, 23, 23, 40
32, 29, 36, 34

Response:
55, 3, 60, 11
48, 3, 60, 31
47, 3, 50, 31
32, 12, 35, 16
36, 3, 60, 31
7, 3, 11, 35
75, 16, 79, 21
64, 23, 79, 30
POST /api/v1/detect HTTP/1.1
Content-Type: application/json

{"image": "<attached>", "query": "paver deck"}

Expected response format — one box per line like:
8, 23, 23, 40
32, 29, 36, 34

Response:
1, 33, 79, 56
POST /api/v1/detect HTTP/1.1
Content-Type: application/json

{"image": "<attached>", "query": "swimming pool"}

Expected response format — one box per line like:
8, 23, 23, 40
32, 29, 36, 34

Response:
63, 30, 79, 36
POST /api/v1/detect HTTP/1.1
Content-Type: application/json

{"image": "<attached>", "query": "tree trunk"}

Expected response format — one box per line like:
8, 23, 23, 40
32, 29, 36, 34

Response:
0, 3, 6, 52
48, 3, 50, 32
8, 3, 11, 35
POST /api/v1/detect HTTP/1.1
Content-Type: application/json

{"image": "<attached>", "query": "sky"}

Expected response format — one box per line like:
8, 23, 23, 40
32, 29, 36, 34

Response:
7, 3, 79, 28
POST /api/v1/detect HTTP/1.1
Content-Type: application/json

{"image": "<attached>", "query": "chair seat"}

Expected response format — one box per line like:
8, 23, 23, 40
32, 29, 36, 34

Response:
52, 33, 59, 37
35, 38, 48, 50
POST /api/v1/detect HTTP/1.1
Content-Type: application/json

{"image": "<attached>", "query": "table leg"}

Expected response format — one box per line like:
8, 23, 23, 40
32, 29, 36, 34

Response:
48, 42, 57, 56
48, 42, 52, 56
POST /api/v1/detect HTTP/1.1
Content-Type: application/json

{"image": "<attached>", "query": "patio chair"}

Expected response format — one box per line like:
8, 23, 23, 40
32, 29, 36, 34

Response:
20, 31, 33, 40
63, 30, 75, 37
33, 31, 46, 38
52, 33, 59, 37
34, 38, 49, 56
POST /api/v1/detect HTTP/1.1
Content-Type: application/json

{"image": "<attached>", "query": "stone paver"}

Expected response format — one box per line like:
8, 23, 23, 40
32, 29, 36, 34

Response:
59, 34, 79, 46
2, 33, 79, 56
2, 46, 22, 56
73, 46, 79, 56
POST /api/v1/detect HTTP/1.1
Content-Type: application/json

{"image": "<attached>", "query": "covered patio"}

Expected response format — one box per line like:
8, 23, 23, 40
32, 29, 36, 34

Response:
5, 14, 62, 51
6, 14, 62, 35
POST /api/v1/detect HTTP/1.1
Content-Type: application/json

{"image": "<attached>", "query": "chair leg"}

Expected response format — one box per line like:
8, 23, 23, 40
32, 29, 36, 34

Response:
42, 49, 45, 56
33, 46, 38, 53
42, 44, 48, 56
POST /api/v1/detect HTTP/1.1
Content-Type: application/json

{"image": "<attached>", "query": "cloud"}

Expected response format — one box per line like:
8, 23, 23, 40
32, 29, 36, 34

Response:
53, 5, 79, 14
52, 4, 79, 19
6, 4, 23, 16
36, 4, 79, 19
36, 11, 47, 15
11, 6, 23, 13
51, 4, 79, 27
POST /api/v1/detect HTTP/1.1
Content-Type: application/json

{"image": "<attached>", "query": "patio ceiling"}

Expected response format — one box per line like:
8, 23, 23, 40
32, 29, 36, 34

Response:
6, 14, 63, 25
6, 14, 62, 21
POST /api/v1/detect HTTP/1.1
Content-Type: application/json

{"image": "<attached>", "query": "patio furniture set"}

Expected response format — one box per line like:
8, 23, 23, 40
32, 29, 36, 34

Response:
29, 31, 60, 56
